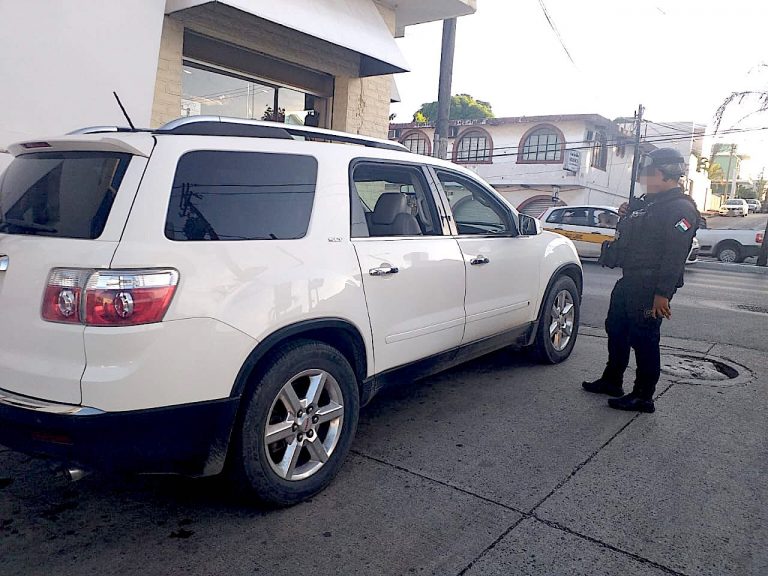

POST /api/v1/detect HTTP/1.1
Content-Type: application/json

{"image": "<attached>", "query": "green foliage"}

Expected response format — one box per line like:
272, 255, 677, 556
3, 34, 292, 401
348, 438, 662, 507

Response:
707, 163, 724, 182
414, 94, 494, 123
413, 111, 428, 124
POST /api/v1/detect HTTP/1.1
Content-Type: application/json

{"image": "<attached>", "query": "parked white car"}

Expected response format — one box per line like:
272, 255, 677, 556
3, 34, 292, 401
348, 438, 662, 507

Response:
0, 117, 582, 505
745, 199, 762, 213
719, 198, 749, 217
539, 205, 699, 264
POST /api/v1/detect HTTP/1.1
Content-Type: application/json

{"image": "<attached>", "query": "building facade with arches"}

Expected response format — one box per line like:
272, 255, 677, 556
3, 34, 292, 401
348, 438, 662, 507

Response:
389, 114, 637, 215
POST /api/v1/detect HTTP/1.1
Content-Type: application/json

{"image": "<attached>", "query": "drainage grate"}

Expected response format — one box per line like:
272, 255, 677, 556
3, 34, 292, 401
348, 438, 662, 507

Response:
661, 354, 739, 384
736, 304, 768, 314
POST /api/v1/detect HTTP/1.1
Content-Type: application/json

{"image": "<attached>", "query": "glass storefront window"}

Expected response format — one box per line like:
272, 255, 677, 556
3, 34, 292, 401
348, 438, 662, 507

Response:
181, 63, 318, 125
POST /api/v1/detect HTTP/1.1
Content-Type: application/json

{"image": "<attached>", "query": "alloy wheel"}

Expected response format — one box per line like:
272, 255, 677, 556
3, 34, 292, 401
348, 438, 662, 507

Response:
264, 369, 344, 481
549, 290, 575, 351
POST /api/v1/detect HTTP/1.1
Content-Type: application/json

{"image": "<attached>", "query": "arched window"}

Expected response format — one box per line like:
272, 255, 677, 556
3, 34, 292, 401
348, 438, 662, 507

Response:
400, 130, 431, 156
518, 125, 564, 163
453, 129, 492, 163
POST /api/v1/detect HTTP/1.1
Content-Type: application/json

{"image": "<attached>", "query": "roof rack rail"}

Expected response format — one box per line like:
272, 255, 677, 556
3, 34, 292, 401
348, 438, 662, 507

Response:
157, 116, 410, 152
67, 126, 153, 135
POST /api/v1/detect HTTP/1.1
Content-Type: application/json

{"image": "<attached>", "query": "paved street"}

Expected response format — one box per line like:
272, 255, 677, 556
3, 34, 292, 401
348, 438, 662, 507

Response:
581, 261, 768, 352
705, 213, 767, 230
2, 266, 767, 576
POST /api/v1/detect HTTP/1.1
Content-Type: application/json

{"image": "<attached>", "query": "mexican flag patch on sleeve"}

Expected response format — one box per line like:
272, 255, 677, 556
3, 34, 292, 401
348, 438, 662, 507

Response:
674, 218, 691, 232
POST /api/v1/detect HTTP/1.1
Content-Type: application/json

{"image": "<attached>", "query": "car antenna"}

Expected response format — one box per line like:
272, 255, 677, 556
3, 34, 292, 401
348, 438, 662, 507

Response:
113, 91, 136, 130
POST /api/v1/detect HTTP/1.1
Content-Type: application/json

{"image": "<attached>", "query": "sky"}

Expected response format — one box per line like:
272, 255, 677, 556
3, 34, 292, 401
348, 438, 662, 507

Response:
390, 0, 768, 179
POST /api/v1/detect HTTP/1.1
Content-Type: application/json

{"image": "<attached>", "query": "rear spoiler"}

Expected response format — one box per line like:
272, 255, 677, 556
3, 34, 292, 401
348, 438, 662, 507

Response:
7, 134, 154, 158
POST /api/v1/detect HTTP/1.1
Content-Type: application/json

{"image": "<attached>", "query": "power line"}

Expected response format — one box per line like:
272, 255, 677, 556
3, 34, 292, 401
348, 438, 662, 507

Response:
536, 0, 576, 66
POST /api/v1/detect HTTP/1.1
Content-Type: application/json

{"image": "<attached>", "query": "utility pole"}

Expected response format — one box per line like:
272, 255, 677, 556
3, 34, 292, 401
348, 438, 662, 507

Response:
758, 209, 768, 267
727, 144, 737, 198
758, 167, 768, 267
434, 18, 456, 160
628, 104, 644, 201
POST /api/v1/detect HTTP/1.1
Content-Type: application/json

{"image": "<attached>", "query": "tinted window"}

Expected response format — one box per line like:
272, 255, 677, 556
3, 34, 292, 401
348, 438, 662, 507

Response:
560, 208, 589, 226
546, 209, 564, 224
165, 151, 317, 241
0, 152, 130, 239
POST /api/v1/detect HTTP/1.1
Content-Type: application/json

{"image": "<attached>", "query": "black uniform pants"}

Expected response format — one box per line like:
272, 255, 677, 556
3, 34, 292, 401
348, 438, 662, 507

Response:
602, 276, 664, 400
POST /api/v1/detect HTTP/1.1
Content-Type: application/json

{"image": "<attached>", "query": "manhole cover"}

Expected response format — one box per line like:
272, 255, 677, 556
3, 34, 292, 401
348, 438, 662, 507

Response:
736, 304, 768, 314
660, 352, 746, 385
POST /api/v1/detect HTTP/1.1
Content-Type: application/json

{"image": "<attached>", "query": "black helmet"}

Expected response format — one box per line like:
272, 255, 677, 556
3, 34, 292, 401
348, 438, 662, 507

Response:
640, 147, 686, 179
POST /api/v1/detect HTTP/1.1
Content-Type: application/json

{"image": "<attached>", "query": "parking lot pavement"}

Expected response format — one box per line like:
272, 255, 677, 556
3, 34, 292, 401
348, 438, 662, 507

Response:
1, 332, 766, 576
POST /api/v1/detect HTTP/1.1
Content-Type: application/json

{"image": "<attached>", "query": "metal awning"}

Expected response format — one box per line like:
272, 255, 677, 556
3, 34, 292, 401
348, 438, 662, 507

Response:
166, 0, 410, 76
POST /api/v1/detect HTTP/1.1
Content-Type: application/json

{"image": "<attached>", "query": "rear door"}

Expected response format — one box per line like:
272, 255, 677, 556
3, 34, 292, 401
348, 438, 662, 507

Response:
0, 145, 148, 403
350, 160, 466, 373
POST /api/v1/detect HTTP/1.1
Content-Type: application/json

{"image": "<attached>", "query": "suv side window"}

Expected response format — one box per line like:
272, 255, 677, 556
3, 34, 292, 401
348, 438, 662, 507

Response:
165, 151, 317, 241
546, 209, 564, 224
351, 162, 441, 238
435, 170, 514, 236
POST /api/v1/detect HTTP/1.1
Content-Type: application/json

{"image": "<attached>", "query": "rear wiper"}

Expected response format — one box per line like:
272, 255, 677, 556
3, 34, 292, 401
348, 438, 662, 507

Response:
0, 219, 58, 234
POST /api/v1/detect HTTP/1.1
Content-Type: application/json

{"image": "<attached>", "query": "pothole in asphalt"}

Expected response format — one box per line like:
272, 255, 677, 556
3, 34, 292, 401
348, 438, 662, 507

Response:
660, 352, 747, 385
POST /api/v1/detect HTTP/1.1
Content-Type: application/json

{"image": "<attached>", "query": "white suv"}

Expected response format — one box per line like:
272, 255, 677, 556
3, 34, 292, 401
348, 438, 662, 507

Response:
0, 117, 582, 505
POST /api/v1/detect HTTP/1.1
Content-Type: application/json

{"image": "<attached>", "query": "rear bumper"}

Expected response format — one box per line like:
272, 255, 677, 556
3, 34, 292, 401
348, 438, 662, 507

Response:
0, 388, 240, 476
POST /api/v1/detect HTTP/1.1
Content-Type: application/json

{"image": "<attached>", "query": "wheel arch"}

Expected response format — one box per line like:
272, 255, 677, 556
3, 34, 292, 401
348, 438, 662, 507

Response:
536, 263, 583, 324
714, 239, 743, 260
230, 318, 370, 400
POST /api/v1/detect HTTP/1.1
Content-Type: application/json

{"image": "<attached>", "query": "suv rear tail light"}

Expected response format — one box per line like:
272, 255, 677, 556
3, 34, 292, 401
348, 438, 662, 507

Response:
42, 269, 179, 326
42, 269, 92, 324
757, 232, 764, 245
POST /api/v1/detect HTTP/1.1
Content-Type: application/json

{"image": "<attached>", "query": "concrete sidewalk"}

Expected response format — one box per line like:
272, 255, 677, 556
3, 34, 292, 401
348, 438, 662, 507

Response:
1, 332, 765, 576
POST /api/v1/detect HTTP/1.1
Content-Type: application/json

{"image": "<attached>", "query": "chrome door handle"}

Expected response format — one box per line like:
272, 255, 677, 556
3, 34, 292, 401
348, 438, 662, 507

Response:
470, 256, 490, 265
0, 256, 7, 272
369, 266, 399, 276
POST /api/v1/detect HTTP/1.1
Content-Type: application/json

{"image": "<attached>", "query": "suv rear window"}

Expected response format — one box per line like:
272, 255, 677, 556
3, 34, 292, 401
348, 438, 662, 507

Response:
165, 151, 317, 241
0, 152, 130, 239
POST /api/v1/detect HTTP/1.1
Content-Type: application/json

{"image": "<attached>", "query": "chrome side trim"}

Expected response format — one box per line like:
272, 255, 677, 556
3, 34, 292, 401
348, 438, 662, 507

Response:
0, 388, 104, 416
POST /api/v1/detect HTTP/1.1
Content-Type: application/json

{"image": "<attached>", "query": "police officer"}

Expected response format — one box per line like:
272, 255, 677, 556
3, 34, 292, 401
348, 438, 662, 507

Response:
583, 148, 699, 413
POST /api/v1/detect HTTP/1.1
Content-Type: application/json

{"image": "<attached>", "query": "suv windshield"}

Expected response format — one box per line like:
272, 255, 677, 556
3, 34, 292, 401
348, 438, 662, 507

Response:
0, 151, 131, 239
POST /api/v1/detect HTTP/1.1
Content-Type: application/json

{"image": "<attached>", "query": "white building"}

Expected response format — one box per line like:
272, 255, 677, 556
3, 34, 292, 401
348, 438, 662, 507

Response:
390, 114, 635, 214
0, 0, 476, 172
616, 119, 717, 212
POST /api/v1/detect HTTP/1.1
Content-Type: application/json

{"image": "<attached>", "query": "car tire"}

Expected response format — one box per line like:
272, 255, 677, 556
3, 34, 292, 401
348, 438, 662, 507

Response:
716, 242, 741, 263
228, 339, 360, 506
532, 275, 580, 364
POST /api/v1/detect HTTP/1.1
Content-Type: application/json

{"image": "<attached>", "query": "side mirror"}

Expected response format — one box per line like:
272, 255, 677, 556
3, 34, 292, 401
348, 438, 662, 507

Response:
519, 214, 541, 236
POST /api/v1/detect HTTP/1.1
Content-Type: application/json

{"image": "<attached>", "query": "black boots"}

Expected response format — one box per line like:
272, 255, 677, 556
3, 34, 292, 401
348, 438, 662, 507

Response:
582, 378, 624, 397
608, 393, 655, 413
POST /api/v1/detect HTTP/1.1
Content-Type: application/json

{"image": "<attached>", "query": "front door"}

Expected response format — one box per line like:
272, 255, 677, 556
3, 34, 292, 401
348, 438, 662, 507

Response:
433, 169, 538, 344
350, 161, 466, 373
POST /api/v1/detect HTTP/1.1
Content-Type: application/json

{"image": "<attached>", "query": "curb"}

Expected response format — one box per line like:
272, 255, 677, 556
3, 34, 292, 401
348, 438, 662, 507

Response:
687, 260, 768, 276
